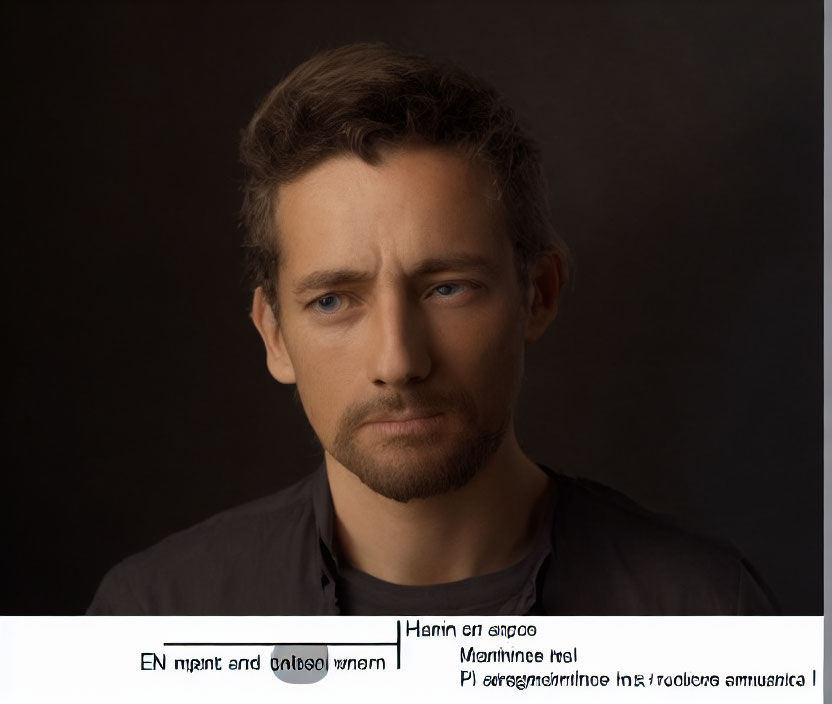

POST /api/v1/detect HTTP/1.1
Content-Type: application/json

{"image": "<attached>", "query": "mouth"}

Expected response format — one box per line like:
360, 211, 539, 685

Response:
361, 412, 444, 435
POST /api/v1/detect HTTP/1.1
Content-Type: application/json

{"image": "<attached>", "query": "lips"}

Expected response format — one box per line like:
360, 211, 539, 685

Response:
361, 412, 444, 435
363, 412, 442, 424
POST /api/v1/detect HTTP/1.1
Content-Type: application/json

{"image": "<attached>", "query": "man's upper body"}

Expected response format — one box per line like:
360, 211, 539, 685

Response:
88, 43, 777, 615
88, 465, 776, 615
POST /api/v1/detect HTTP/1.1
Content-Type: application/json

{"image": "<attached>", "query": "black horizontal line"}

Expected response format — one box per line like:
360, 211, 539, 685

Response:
163, 642, 397, 647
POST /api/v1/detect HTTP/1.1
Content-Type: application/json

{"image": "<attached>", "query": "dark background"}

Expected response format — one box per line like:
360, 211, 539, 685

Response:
3, 1, 822, 614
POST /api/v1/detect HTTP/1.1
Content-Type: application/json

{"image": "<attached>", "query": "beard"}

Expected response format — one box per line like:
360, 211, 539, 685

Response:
326, 388, 509, 503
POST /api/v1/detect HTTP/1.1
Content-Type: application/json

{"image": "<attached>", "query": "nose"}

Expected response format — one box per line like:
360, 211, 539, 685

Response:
368, 289, 432, 387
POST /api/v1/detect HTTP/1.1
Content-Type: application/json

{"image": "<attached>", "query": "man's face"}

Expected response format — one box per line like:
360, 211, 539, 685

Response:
260, 146, 534, 502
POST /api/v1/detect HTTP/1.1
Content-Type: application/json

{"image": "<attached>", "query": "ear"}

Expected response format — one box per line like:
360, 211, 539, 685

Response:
250, 287, 297, 384
524, 253, 562, 343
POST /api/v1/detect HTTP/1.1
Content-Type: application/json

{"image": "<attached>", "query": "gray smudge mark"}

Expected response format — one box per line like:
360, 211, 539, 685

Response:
271, 644, 329, 684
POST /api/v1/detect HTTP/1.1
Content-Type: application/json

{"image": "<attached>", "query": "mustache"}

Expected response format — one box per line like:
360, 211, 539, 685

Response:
338, 389, 476, 429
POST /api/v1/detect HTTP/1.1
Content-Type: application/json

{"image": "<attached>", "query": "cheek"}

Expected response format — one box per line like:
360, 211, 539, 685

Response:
480, 326, 525, 403
434, 303, 526, 405
284, 335, 351, 442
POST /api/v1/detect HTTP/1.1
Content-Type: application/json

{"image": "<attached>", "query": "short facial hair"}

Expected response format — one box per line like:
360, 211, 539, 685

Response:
328, 387, 508, 502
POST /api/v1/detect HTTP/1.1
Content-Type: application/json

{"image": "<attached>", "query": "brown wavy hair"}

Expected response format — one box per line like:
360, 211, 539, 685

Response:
240, 42, 570, 310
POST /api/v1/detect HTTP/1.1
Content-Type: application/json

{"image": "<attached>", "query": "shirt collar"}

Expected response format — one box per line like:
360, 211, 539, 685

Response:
310, 464, 340, 613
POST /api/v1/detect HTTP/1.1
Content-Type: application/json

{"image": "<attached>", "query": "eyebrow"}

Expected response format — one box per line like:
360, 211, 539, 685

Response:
292, 254, 498, 297
292, 269, 372, 296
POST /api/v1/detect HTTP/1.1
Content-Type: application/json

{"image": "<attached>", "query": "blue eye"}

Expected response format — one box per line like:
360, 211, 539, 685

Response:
434, 283, 464, 297
314, 294, 342, 312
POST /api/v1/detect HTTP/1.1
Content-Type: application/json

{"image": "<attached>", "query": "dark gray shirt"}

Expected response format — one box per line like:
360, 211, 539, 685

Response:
87, 466, 778, 615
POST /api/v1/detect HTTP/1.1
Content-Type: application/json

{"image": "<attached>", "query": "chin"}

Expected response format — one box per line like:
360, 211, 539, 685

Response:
336, 432, 506, 503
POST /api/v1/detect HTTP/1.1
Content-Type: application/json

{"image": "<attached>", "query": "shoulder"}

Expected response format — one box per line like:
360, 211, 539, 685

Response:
544, 473, 777, 615
87, 471, 324, 615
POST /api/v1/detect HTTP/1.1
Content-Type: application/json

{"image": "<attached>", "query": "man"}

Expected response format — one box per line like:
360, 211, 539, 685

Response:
88, 43, 776, 615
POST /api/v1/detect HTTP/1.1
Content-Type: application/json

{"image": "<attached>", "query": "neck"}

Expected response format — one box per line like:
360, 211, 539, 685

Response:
325, 428, 553, 585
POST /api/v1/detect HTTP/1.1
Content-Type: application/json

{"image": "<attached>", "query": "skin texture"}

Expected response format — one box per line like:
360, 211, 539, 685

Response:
251, 146, 561, 585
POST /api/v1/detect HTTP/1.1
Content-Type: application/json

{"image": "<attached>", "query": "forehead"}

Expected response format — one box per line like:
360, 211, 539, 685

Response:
272, 147, 511, 284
